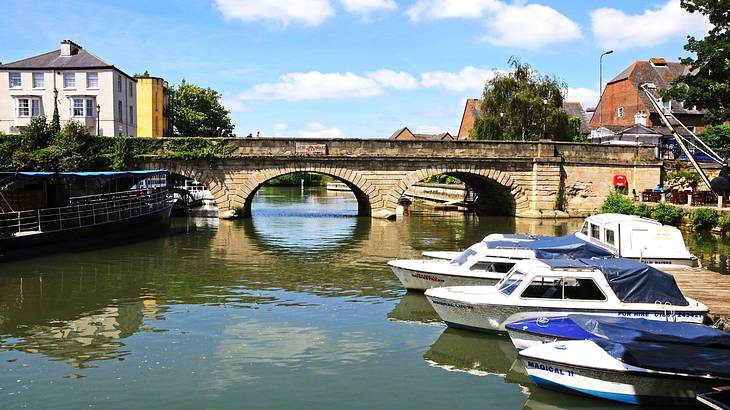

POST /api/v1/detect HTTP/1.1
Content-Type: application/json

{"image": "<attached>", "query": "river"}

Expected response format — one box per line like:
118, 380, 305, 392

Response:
0, 186, 724, 409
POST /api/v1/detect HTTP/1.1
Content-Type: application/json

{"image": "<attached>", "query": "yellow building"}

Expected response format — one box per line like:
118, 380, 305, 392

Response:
136, 76, 170, 137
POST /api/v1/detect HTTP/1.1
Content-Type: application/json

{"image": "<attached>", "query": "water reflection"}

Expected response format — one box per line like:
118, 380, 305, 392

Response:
387, 292, 441, 324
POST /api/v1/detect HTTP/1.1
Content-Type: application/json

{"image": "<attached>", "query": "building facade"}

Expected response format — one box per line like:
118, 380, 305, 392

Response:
0, 40, 137, 136
136, 76, 170, 138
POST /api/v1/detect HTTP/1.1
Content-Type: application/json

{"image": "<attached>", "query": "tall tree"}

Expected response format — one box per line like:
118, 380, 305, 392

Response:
172, 80, 234, 137
470, 58, 571, 141
663, 0, 730, 124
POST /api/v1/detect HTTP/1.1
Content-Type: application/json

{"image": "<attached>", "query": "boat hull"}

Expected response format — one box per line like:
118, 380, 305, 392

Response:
426, 297, 705, 334
521, 356, 722, 406
389, 265, 500, 291
0, 203, 173, 260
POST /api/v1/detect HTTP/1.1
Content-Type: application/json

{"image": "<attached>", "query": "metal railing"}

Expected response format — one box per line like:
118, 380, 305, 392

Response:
0, 189, 172, 238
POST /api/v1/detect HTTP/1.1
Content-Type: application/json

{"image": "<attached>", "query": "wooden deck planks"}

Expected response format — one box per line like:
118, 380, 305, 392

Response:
673, 268, 730, 325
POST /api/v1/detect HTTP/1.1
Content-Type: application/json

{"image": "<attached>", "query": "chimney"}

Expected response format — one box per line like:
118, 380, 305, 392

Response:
649, 58, 667, 67
635, 112, 648, 126
60, 40, 81, 56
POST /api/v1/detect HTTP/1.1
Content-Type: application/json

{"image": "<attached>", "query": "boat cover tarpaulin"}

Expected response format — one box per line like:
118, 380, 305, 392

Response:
542, 258, 689, 306
571, 315, 730, 378
485, 234, 614, 259
0, 170, 167, 180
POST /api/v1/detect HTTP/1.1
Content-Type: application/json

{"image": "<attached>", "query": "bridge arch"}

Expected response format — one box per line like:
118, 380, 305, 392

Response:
386, 167, 529, 216
140, 161, 232, 211
234, 165, 376, 217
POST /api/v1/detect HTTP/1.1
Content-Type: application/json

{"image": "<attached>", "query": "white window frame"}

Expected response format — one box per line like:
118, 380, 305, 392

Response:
14, 97, 42, 118
32, 72, 44, 89
617, 107, 624, 118
69, 97, 96, 117
63, 73, 76, 89
86, 72, 99, 89
9, 72, 21, 88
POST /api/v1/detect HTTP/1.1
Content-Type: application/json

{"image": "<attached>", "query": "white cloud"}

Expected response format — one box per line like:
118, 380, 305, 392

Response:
481, 4, 583, 49
295, 122, 343, 138
421, 66, 498, 92
213, 0, 335, 26
273, 123, 288, 131
221, 92, 250, 112
339, 0, 397, 14
413, 125, 454, 134
239, 71, 383, 100
567, 87, 600, 110
590, 0, 711, 51
366, 69, 419, 90
406, 0, 501, 22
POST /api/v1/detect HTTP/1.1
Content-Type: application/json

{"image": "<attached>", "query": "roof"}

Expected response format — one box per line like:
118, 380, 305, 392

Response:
0, 170, 167, 182
0, 43, 135, 79
458, 99, 482, 140
605, 59, 702, 116
563, 101, 591, 134
390, 127, 454, 140
620, 123, 664, 136
586, 213, 660, 225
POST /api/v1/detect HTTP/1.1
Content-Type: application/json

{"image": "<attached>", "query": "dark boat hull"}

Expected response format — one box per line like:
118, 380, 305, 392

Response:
0, 203, 173, 260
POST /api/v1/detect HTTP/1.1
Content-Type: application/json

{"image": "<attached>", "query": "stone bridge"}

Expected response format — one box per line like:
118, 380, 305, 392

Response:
139, 138, 662, 219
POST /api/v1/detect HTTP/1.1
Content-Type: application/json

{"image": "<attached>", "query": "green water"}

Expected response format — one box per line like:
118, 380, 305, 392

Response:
0, 186, 721, 409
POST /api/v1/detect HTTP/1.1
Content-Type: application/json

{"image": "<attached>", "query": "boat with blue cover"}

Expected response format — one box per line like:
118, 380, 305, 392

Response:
424, 213, 699, 269
388, 233, 613, 291
517, 316, 730, 406
0, 170, 174, 259
425, 258, 707, 333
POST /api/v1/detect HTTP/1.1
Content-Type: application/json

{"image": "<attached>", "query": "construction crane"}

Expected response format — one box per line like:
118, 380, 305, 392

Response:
639, 83, 729, 196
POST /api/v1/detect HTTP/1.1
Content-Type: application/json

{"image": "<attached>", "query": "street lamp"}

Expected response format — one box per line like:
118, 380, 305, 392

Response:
599, 50, 614, 128
542, 98, 549, 138
96, 104, 101, 136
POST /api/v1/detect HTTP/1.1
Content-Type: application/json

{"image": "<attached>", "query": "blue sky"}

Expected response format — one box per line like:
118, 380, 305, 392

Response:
0, 0, 711, 137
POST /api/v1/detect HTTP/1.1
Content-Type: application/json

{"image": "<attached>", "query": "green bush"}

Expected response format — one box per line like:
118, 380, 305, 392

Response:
651, 203, 684, 226
600, 190, 634, 215
691, 208, 719, 230
633, 203, 653, 218
717, 216, 730, 233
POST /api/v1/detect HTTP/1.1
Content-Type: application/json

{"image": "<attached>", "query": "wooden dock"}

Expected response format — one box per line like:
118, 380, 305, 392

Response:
673, 268, 730, 328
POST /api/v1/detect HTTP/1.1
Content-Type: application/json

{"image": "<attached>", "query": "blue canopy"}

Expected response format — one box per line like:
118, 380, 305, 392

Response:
541, 258, 689, 306
0, 170, 167, 182
485, 234, 614, 259
509, 315, 730, 377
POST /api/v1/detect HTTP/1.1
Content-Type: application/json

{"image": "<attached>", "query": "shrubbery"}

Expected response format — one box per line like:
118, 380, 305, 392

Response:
632, 203, 653, 218
691, 208, 719, 230
599, 190, 634, 215
717, 216, 730, 233
652, 203, 685, 226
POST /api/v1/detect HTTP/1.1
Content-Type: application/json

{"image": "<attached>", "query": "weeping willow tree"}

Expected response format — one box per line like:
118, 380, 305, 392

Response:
470, 58, 571, 141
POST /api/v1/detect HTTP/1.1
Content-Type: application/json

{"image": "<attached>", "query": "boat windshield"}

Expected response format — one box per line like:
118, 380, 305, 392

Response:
449, 248, 478, 266
498, 270, 525, 296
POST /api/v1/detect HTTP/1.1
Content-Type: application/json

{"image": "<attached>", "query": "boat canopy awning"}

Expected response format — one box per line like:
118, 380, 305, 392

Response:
570, 315, 730, 378
542, 258, 689, 306
0, 170, 167, 183
485, 234, 614, 259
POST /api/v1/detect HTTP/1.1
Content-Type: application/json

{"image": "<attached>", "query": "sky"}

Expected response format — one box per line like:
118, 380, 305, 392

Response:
0, 0, 712, 138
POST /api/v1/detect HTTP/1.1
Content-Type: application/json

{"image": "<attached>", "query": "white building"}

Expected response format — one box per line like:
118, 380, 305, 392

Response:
0, 40, 137, 136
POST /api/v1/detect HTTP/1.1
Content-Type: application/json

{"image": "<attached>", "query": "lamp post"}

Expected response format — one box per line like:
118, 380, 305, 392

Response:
599, 50, 614, 128
96, 104, 101, 136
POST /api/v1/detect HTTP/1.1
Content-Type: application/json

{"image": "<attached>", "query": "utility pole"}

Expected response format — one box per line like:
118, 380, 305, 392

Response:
599, 50, 614, 128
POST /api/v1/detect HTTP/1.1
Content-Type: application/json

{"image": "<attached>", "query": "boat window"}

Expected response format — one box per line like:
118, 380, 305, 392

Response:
580, 221, 589, 236
590, 224, 601, 240
605, 229, 616, 246
520, 276, 564, 299
563, 278, 606, 301
470, 261, 515, 273
449, 248, 478, 266
498, 271, 525, 296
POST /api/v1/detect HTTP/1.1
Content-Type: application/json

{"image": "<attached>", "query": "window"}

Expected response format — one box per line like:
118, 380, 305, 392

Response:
9, 72, 21, 88
118, 75, 122, 92
73, 99, 84, 116
605, 229, 616, 246
498, 270, 525, 296
590, 224, 600, 240
118, 100, 123, 120
87, 72, 98, 88
129, 105, 134, 124
86, 99, 95, 117
617, 107, 624, 118
15, 98, 41, 117
63, 73, 76, 88
71, 97, 96, 117
580, 221, 589, 236
564, 278, 606, 301
470, 261, 515, 273
155, 93, 159, 112
129, 82, 133, 97
521, 276, 564, 299
32, 73, 44, 88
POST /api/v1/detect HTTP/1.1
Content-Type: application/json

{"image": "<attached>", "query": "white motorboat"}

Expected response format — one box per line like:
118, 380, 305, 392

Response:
519, 332, 730, 406
423, 213, 699, 269
424, 258, 707, 333
389, 233, 612, 291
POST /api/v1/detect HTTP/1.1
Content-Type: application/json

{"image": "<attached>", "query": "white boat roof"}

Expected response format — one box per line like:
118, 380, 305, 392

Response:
585, 213, 661, 226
